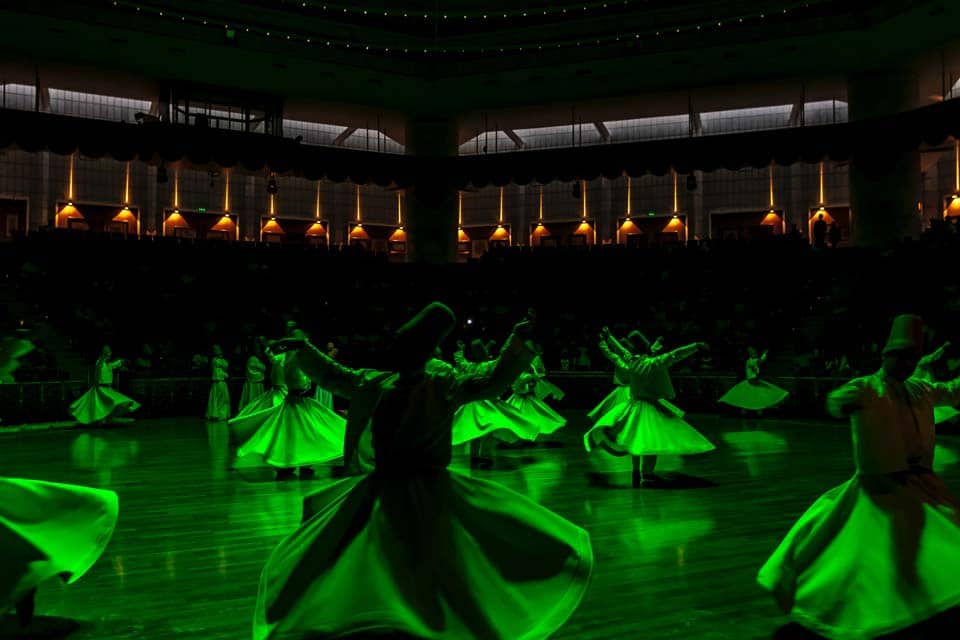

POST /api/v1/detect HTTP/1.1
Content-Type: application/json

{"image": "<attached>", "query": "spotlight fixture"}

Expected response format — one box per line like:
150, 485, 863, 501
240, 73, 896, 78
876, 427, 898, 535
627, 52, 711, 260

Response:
267, 175, 278, 194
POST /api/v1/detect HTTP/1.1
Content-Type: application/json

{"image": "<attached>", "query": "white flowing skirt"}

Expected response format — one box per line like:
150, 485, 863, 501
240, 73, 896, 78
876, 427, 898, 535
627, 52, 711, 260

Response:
758, 472, 960, 639
231, 396, 347, 468
583, 398, 714, 457
0, 477, 118, 610
69, 386, 140, 425
254, 469, 592, 639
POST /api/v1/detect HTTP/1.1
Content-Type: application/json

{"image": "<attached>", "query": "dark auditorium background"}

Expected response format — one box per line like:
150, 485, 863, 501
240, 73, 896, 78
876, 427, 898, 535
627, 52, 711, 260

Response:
2, 0, 960, 420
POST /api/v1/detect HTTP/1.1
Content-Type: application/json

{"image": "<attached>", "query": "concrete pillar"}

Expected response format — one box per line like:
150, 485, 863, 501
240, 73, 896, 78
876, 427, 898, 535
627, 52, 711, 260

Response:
685, 171, 705, 240
245, 176, 256, 241
39, 151, 50, 229
147, 165, 158, 233
405, 115, 458, 263
599, 177, 613, 243
847, 70, 922, 247
515, 184, 527, 246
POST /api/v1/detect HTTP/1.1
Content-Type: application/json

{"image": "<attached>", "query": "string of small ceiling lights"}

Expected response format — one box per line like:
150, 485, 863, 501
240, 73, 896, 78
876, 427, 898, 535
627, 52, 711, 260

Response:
110, 0, 817, 56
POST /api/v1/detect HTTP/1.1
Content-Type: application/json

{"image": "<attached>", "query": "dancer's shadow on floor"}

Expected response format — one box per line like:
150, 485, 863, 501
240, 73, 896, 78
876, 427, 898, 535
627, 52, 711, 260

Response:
586, 471, 717, 490
231, 465, 329, 483
0, 615, 83, 639
231, 466, 286, 483
74, 418, 136, 430
773, 606, 960, 639
772, 623, 825, 639
468, 456, 541, 472
496, 440, 565, 451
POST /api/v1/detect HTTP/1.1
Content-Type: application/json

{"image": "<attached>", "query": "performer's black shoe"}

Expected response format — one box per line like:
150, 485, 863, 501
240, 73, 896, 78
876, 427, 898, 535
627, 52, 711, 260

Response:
275, 468, 296, 480
15, 588, 36, 627
298, 466, 316, 479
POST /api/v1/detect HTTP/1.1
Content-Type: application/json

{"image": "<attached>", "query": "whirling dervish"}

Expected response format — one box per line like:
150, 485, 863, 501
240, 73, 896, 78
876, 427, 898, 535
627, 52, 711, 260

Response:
252, 303, 593, 640
1, 333, 34, 424
205, 344, 231, 421
229, 329, 346, 479
69, 345, 140, 425
587, 331, 661, 424
450, 336, 543, 463
239, 336, 267, 412
0, 332, 33, 385
584, 327, 715, 487
235, 339, 288, 419
758, 315, 960, 639
529, 350, 565, 402
504, 345, 567, 439
718, 347, 789, 413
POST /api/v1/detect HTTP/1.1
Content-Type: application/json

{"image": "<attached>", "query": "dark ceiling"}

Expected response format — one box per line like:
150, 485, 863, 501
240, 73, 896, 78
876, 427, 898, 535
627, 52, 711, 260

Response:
127, 0, 878, 55
0, 0, 955, 116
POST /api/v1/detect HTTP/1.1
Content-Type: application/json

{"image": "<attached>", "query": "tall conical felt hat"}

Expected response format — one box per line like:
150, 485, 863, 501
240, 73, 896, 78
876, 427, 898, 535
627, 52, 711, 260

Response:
882, 314, 923, 355
627, 330, 650, 353
468, 338, 487, 359
390, 302, 456, 367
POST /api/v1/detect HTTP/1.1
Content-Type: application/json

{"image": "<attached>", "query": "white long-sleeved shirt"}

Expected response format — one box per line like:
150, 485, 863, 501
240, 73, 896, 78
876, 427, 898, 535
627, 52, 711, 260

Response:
826, 371, 960, 475
246, 355, 266, 383
96, 358, 124, 385
211, 357, 229, 382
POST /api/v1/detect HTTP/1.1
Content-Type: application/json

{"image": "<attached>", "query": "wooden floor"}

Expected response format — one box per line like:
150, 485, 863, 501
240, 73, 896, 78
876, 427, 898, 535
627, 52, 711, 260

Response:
2, 412, 959, 639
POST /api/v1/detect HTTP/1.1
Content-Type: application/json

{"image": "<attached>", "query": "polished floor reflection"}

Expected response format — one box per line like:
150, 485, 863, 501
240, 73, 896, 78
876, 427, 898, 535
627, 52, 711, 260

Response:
1, 414, 958, 639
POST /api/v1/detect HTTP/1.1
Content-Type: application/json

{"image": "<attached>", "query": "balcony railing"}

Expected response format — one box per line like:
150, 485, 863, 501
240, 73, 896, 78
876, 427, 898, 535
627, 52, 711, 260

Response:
459, 101, 850, 155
